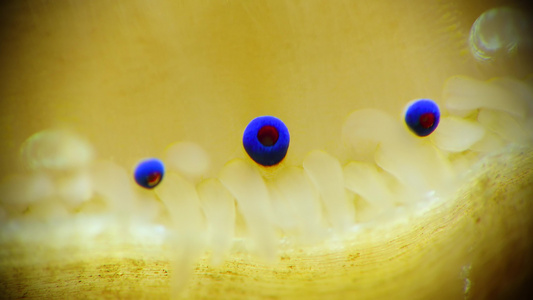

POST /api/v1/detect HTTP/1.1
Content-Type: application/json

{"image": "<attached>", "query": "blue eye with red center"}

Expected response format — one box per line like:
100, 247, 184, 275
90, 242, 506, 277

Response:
134, 158, 165, 189
243, 116, 290, 166
404, 99, 441, 137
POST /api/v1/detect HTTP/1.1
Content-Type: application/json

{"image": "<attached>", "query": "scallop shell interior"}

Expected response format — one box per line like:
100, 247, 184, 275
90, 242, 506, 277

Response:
0, 1, 532, 299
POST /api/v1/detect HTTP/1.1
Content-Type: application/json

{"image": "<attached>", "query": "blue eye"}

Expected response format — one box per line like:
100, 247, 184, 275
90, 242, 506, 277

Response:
243, 116, 290, 166
404, 99, 441, 137
134, 158, 165, 189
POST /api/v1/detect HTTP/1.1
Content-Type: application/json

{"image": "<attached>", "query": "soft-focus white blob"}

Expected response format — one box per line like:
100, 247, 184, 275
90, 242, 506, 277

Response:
461, 264, 473, 297
154, 172, 205, 233
342, 108, 454, 198
20, 129, 94, 171
431, 116, 486, 152
469, 7, 532, 62
445, 152, 479, 179
219, 159, 277, 262
376, 140, 453, 197
197, 178, 235, 266
128, 191, 164, 224
341, 109, 398, 163
478, 109, 532, 145
490, 77, 533, 134
1, 215, 112, 247
273, 166, 325, 244
165, 141, 211, 178
267, 182, 298, 232
343, 161, 395, 209
525, 74, 533, 92
443, 76, 528, 118
23, 200, 70, 222
0, 173, 54, 207
128, 223, 167, 246
0, 206, 6, 222
470, 131, 507, 153
91, 161, 136, 212
303, 150, 355, 232
490, 77, 533, 113
56, 171, 93, 208
154, 172, 206, 293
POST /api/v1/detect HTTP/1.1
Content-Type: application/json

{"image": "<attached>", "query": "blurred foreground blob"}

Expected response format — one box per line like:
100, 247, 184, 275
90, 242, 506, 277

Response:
441, 75, 533, 150
0, 129, 96, 216
134, 158, 165, 189
20, 129, 93, 171
242, 116, 290, 166
469, 7, 533, 63
165, 141, 210, 178
404, 99, 441, 137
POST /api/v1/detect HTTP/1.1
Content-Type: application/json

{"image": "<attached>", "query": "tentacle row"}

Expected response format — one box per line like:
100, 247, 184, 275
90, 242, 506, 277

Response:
1, 7, 532, 296
2, 75, 533, 280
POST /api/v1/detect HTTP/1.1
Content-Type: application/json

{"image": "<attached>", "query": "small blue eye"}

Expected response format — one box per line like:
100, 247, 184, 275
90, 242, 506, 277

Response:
404, 99, 441, 137
243, 116, 290, 166
134, 158, 165, 189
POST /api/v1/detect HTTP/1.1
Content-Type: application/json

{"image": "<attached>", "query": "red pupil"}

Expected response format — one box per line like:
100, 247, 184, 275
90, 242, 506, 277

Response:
257, 125, 279, 146
147, 172, 161, 185
419, 113, 435, 129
